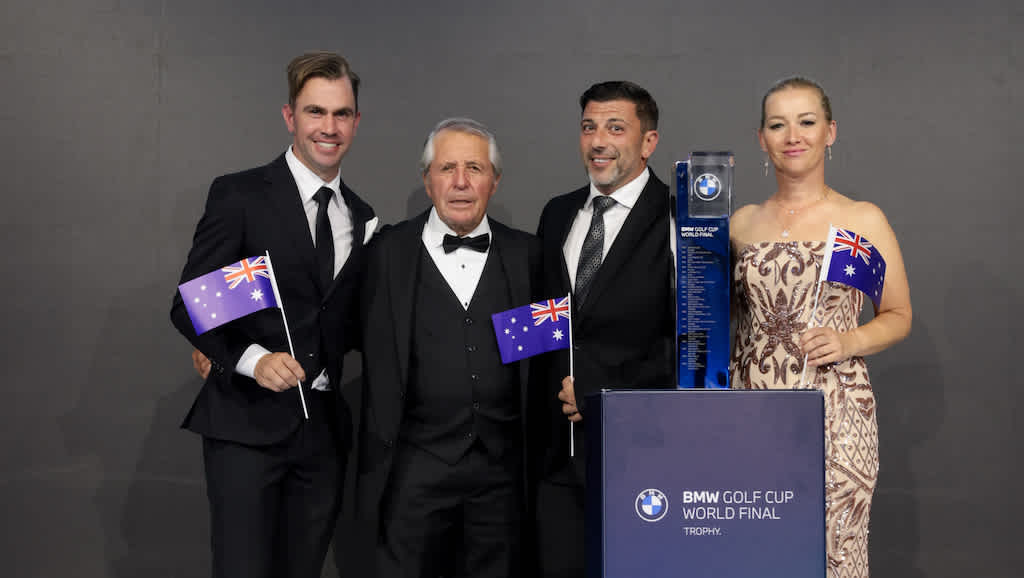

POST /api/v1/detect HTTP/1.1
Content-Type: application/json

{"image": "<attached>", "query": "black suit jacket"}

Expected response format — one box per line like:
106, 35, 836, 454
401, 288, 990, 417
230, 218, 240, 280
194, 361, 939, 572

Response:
355, 211, 541, 522
170, 154, 375, 447
530, 171, 675, 479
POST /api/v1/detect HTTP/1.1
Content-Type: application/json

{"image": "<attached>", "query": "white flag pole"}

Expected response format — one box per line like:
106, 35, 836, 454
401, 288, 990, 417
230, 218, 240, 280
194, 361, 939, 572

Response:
798, 226, 836, 387
567, 292, 575, 457
264, 251, 309, 419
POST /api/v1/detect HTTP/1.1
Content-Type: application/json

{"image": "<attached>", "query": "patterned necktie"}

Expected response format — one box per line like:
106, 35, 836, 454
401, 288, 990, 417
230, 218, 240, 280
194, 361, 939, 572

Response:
313, 186, 335, 292
574, 195, 616, 305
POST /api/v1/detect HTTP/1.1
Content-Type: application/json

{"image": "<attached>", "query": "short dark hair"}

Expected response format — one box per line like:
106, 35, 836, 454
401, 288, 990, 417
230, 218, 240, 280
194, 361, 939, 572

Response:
579, 81, 659, 131
760, 76, 832, 127
286, 52, 360, 111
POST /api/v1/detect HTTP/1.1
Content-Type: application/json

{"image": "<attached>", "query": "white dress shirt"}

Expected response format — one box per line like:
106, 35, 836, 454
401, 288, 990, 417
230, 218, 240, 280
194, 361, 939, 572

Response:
563, 167, 650, 289
234, 147, 355, 390
421, 208, 491, 310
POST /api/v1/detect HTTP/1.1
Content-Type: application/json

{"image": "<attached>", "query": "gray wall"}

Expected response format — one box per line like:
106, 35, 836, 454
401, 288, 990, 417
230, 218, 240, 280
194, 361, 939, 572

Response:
2, 0, 1021, 576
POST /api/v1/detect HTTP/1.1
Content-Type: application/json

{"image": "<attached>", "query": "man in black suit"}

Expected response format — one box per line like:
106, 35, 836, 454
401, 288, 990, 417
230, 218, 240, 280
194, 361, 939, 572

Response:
170, 52, 376, 578
530, 81, 675, 578
357, 118, 539, 578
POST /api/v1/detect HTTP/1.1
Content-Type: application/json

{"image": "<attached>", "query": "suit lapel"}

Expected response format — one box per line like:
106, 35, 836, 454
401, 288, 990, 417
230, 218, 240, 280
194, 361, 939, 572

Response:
490, 219, 535, 412
390, 211, 429, 388
554, 188, 589, 297
578, 173, 668, 314
491, 220, 529, 307
265, 156, 319, 287
323, 179, 375, 301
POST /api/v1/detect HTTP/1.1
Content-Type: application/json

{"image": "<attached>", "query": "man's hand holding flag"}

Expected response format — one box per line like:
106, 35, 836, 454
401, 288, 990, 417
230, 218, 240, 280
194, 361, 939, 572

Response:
491, 295, 580, 455
178, 252, 309, 418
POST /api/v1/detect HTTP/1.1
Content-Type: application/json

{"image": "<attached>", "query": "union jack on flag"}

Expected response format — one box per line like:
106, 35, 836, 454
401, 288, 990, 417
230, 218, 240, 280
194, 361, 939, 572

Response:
531, 297, 570, 325
818, 227, 887, 308
832, 228, 874, 265
222, 256, 271, 289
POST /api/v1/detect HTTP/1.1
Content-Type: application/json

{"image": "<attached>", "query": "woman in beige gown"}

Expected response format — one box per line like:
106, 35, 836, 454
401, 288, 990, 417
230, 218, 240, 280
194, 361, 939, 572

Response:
730, 77, 912, 578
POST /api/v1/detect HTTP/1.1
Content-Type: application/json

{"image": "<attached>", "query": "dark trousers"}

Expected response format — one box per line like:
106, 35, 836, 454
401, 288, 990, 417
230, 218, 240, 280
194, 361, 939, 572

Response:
202, 390, 343, 578
535, 462, 585, 578
377, 441, 522, 578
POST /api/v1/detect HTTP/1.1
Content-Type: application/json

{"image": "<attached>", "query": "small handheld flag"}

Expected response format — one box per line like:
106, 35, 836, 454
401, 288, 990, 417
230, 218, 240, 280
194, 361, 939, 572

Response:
491, 297, 571, 364
178, 256, 279, 335
799, 227, 888, 387
818, 227, 887, 308
178, 253, 309, 419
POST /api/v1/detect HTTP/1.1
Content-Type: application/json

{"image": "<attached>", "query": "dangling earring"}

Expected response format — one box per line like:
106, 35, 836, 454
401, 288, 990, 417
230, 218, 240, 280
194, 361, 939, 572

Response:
827, 145, 833, 161
763, 158, 769, 177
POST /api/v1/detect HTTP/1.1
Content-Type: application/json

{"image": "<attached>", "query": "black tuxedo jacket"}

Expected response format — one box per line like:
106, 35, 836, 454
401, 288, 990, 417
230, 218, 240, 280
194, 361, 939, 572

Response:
170, 154, 376, 447
530, 172, 675, 478
354, 211, 541, 520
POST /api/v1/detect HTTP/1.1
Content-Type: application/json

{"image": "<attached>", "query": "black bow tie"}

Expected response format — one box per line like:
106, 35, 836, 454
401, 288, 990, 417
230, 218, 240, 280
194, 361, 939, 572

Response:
442, 233, 490, 254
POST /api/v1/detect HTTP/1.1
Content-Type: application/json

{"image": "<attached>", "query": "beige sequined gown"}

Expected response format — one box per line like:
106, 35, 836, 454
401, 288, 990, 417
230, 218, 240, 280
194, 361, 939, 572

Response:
731, 242, 878, 578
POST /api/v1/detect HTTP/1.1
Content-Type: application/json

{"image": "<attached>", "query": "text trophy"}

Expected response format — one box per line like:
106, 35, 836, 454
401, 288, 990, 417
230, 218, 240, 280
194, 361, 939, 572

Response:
675, 152, 732, 388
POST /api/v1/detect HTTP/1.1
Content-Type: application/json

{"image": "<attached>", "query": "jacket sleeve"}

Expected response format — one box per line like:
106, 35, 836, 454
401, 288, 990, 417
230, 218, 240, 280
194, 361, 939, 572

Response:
169, 176, 255, 374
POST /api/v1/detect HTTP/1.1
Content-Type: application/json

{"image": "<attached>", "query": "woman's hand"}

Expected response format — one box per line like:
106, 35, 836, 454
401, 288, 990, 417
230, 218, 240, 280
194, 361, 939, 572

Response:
800, 327, 856, 367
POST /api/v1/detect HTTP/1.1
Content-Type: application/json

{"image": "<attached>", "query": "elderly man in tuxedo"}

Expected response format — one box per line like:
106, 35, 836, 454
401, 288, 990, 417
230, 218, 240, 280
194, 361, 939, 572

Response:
357, 118, 540, 578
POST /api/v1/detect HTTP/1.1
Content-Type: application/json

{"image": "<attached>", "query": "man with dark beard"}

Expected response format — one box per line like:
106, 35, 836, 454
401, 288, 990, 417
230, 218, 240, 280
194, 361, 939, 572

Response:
530, 81, 675, 578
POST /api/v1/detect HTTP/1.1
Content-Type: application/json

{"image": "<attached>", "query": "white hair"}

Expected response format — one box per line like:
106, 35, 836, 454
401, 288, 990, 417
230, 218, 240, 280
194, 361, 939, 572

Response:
419, 117, 502, 177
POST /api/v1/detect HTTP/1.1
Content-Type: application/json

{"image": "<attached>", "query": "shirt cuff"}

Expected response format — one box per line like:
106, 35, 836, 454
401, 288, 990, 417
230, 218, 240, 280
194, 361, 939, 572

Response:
236, 344, 272, 378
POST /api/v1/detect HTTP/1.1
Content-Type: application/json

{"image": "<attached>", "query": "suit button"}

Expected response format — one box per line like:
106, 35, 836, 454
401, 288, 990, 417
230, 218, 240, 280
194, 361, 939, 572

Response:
307, 353, 315, 358
384, 439, 393, 448
466, 345, 477, 352
464, 317, 473, 326
470, 374, 479, 381
573, 344, 581, 350
473, 402, 480, 410
466, 432, 474, 439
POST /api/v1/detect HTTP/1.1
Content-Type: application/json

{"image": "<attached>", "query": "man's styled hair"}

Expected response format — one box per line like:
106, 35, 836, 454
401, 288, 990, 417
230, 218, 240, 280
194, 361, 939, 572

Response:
286, 52, 360, 110
579, 81, 659, 132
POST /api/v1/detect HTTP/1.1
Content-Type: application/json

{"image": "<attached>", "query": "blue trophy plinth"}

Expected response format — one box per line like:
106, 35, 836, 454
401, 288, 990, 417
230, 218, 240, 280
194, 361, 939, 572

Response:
586, 389, 825, 578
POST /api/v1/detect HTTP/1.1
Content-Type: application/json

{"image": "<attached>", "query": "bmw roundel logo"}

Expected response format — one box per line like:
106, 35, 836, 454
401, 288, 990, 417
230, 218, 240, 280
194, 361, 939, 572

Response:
635, 488, 668, 522
693, 173, 722, 201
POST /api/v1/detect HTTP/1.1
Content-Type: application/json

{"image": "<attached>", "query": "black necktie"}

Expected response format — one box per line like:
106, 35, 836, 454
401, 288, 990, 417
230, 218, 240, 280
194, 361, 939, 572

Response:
442, 233, 490, 254
574, 195, 616, 304
313, 186, 335, 291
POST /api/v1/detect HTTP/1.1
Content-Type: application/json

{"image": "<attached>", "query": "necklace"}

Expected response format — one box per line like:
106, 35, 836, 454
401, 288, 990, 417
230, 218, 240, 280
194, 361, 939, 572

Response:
775, 187, 829, 238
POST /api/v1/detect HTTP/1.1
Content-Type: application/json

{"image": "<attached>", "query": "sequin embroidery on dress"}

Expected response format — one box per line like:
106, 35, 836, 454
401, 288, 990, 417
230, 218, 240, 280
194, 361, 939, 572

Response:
731, 241, 878, 578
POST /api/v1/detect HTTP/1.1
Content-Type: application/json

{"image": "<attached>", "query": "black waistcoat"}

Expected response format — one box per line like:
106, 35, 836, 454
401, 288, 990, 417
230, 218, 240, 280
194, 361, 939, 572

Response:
401, 244, 520, 464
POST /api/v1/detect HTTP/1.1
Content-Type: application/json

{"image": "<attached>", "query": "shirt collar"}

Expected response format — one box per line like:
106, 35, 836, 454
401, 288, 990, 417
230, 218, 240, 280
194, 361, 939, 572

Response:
586, 166, 649, 210
424, 207, 491, 248
285, 146, 342, 204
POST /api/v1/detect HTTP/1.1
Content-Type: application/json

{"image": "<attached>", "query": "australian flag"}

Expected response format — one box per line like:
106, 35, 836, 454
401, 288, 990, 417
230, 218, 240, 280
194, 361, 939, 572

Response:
491, 296, 571, 364
819, 227, 886, 308
178, 255, 279, 335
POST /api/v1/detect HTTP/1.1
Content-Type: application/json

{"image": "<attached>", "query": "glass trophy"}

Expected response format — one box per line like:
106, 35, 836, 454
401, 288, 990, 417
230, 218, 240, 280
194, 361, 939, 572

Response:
675, 152, 733, 388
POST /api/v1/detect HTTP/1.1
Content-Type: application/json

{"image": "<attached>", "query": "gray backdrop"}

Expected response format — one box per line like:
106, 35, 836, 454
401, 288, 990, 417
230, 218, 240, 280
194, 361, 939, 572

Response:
2, 0, 1021, 576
